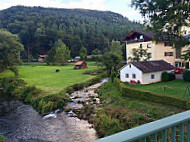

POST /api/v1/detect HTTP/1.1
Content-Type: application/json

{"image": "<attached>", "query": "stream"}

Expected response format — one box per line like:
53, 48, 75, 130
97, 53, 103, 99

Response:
0, 78, 109, 142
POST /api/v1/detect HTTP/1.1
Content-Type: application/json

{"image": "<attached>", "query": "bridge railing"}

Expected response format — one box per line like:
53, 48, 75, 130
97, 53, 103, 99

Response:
94, 110, 190, 142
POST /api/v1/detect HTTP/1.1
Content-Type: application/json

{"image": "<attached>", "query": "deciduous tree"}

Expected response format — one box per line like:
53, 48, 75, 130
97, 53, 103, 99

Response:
132, 0, 190, 48
128, 46, 150, 62
0, 29, 24, 76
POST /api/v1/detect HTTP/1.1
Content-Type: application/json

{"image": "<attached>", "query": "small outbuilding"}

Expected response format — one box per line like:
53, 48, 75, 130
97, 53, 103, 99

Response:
74, 61, 87, 69
119, 60, 175, 84
38, 55, 47, 62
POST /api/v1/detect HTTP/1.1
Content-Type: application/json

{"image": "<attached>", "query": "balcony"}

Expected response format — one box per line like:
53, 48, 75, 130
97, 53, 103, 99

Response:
94, 110, 190, 142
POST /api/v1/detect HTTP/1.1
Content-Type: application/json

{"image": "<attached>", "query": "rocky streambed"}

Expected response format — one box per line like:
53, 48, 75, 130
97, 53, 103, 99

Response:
65, 78, 109, 117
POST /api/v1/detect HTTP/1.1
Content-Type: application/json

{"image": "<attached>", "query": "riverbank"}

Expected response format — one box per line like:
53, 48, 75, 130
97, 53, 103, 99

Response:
0, 62, 106, 115
75, 79, 185, 138
0, 95, 97, 142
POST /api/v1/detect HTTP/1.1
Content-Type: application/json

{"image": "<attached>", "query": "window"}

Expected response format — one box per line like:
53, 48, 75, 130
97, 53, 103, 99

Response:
147, 43, 151, 48
151, 74, 155, 79
140, 35, 144, 39
165, 52, 173, 56
164, 42, 173, 47
132, 74, 136, 79
125, 74, 129, 78
147, 53, 152, 58
140, 44, 143, 48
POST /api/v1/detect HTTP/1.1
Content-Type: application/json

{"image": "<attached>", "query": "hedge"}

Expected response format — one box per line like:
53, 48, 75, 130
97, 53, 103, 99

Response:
183, 70, 190, 82
115, 78, 190, 110
161, 72, 175, 82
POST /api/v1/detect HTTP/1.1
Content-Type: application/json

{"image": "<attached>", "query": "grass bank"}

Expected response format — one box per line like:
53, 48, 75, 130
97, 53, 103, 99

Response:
90, 80, 184, 137
125, 79, 190, 100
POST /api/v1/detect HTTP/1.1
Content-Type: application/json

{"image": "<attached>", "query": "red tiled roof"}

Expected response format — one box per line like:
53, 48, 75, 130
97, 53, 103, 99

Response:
38, 55, 47, 58
75, 61, 85, 65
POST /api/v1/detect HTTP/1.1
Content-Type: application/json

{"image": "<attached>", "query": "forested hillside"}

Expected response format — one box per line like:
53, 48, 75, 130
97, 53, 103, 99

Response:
0, 6, 143, 59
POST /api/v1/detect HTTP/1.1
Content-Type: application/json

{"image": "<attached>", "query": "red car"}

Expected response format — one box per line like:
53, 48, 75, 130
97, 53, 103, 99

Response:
174, 67, 184, 74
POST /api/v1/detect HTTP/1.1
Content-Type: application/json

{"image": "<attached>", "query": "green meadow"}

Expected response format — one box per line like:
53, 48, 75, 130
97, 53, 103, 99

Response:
0, 63, 98, 94
125, 80, 190, 100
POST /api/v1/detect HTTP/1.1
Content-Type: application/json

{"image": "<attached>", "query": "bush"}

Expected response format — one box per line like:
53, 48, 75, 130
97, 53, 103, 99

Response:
161, 72, 169, 82
94, 111, 122, 137
1, 77, 70, 114
1, 77, 26, 96
115, 78, 190, 110
183, 70, 190, 82
168, 73, 175, 81
0, 134, 6, 142
161, 72, 175, 82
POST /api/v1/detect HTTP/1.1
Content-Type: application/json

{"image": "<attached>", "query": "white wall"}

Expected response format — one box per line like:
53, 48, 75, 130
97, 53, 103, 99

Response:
120, 64, 173, 84
142, 71, 162, 84
120, 63, 142, 83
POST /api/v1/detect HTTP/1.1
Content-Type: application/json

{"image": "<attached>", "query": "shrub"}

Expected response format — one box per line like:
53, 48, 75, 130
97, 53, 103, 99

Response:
1, 77, 26, 96
94, 110, 122, 137
0, 77, 70, 114
110, 72, 116, 83
0, 134, 6, 142
168, 73, 175, 81
115, 78, 190, 110
161, 72, 169, 82
183, 70, 190, 82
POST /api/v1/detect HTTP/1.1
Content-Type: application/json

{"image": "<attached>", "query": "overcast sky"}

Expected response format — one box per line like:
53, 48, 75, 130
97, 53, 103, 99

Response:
0, 0, 142, 22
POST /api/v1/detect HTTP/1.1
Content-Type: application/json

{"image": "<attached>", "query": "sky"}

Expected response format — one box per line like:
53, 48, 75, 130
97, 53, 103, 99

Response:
0, 0, 142, 22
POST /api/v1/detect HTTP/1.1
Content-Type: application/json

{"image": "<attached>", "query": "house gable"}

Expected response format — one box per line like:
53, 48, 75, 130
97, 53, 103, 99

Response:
120, 63, 142, 83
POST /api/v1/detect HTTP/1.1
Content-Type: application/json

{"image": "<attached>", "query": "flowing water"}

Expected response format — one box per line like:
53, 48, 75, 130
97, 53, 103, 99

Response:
0, 78, 109, 142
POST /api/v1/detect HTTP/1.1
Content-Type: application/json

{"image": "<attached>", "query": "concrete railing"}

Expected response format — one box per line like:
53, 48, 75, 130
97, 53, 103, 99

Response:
94, 110, 190, 142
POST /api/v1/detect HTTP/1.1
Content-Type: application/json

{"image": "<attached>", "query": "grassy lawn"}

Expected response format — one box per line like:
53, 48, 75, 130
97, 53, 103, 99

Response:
125, 80, 190, 100
0, 63, 98, 94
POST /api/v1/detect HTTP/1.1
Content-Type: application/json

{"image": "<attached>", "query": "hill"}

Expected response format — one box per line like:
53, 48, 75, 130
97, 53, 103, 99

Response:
0, 6, 143, 59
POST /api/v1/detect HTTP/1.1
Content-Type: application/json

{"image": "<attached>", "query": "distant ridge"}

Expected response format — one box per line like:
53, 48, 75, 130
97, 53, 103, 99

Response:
0, 6, 144, 58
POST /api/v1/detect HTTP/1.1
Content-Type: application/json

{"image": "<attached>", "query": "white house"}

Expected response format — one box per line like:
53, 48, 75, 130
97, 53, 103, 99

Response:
120, 60, 175, 84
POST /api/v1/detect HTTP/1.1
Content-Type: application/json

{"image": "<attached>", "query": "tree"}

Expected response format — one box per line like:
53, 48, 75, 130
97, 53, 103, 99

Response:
80, 46, 87, 60
128, 46, 150, 62
131, 0, 190, 48
110, 40, 122, 57
101, 52, 122, 75
181, 48, 190, 61
92, 48, 100, 55
0, 29, 24, 76
46, 39, 70, 65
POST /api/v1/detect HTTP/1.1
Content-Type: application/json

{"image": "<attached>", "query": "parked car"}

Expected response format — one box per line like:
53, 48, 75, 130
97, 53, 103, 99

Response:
174, 67, 184, 74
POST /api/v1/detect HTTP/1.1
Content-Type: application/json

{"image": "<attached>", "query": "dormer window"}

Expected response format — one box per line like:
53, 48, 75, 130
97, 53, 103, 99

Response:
140, 35, 143, 39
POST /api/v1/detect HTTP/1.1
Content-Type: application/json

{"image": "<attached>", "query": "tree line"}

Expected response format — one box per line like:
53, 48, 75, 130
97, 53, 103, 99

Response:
0, 6, 143, 60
